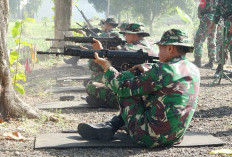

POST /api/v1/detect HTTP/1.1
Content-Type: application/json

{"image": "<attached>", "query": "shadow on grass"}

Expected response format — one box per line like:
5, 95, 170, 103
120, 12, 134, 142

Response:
194, 106, 232, 118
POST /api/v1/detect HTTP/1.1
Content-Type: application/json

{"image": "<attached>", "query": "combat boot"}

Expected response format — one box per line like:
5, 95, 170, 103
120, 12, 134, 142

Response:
202, 58, 214, 69
85, 95, 107, 107
78, 115, 125, 140
63, 56, 78, 67
193, 56, 201, 68
214, 64, 222, 78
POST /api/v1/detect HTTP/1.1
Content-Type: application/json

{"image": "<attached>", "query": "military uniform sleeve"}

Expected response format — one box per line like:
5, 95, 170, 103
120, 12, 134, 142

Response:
102, 63, 174, 98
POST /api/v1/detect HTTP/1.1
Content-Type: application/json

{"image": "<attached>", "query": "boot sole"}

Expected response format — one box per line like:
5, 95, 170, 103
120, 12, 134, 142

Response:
78, 123, 114, 141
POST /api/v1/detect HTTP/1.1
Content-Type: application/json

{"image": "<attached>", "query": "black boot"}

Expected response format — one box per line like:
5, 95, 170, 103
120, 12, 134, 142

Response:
85, 95, 107, 108
63, 56, 79, 67
193, 56, 201, 68
214, 64, 222, 78
78, 115, 125, 140
202, 58, 214, 69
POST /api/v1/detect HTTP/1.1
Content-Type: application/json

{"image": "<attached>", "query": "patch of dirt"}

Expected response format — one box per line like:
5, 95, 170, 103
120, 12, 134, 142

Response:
0, 59, 232, 157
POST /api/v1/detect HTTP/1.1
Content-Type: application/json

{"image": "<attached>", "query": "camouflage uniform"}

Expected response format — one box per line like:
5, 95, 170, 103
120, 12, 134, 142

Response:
194, 0, 217, 64
213, 0, 232, 62
100, 29, 200, 148
86, 18, 120, 108
86, 23, 158, 108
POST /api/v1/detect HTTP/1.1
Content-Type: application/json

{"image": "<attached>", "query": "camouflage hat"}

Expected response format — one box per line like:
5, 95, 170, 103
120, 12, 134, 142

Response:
119, 23, 150, 37
119, 22, 129, 30
155, 29, 194, 52
101, 18, 118, 27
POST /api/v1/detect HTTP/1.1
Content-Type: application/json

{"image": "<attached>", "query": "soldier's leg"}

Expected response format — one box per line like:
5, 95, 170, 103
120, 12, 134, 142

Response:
86, 81, 119, 108
203, 23, 217, 69
78, 114, 124, 140
215, 23, 230, 77
193, 16, 208, 67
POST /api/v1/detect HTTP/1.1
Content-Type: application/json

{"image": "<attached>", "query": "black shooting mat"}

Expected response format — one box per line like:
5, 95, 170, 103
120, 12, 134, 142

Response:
35, 100, 91, 109
34, 131, 225, 149
56, 75, 91, 82
45, 86, 86, 93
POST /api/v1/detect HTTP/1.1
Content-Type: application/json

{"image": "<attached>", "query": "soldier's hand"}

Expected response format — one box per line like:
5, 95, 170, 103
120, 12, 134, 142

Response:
92, 38, 103, 50
79, 45, 88, 50
93, 52, 112, 72
128, 64, 149, 74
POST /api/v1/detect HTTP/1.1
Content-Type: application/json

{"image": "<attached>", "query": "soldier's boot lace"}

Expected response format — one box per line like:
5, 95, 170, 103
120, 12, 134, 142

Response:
78, 115, 125, 140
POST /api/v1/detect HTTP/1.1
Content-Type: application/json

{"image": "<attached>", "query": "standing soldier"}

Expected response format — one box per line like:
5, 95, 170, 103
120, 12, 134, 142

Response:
193, 0, 218, 68
209, 0, 232, 77
86, 23, 159, 108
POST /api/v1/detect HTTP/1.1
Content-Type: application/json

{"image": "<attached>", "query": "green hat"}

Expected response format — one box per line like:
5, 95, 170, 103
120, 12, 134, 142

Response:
119, 23, 150, 37
119, 22, 129, 29
155, 29, 194, 52
101, 18, 118, 27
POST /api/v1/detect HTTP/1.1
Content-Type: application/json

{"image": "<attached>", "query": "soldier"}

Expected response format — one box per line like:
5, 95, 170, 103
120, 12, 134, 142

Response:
78, 29, 200, 148
85, 18, 120, 108
99, 17, 119, 37
209, 0, 232, 77
63, 18, 118, 67
86, 23, 159, 109
193, 0, 218, 68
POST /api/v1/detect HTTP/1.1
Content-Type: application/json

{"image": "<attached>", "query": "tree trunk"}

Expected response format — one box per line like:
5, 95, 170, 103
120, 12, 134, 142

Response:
54, 0, 72, 47
0, 0, 40, 119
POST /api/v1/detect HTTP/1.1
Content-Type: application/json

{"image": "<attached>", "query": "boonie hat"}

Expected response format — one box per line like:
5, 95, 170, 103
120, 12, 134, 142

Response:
155, 29, 194, 52
119, 23, 150, 37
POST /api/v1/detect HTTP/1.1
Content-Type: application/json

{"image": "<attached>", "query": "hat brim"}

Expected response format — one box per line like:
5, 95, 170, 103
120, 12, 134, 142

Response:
155, 41, 194, 53
106, 22, 118, 27
119, 31, 150, 37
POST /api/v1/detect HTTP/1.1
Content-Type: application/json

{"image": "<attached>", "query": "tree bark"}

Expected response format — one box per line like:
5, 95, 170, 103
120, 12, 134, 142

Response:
0, 0, 40, 119
54, 0, 72, 47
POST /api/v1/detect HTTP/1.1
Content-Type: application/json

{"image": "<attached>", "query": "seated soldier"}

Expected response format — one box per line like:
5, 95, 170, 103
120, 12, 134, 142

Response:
86, 23, 158, 109
78, 29, 200, 148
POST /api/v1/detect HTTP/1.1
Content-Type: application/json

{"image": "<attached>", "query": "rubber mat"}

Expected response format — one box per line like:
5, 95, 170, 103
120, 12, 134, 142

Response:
34, 131, 225, 149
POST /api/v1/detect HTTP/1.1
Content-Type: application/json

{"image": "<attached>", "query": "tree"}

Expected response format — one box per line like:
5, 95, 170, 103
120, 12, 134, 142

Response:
54, 0, 72, 47
0, 0, 40, 119
24, 0, 43, 18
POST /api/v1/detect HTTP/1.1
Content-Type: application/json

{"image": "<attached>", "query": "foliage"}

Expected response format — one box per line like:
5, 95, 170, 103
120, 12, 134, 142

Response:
9, 18, 35, 94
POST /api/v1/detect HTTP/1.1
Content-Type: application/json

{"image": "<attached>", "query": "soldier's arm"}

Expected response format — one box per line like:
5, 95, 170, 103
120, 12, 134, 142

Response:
101, 63, 172, 98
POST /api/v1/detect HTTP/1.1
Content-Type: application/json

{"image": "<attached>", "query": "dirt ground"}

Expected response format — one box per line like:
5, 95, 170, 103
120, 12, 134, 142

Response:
0, 58, 232, 157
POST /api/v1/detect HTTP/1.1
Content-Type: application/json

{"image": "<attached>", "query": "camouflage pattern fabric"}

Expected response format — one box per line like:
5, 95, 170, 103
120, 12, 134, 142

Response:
86, 38, 158, 108
86, 28, 120, 108
194, 0, 217, 58
123, 39, 159, 57
213, 0, 232, 61
102, 56, 200, 148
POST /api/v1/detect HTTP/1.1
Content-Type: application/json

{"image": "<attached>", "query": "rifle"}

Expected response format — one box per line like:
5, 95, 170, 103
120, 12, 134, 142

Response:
37, 46, 159, 71
45, 36, 126, 49
76, 6, 93, 29
66, 28, 101, 35
76, 22, 99, 37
